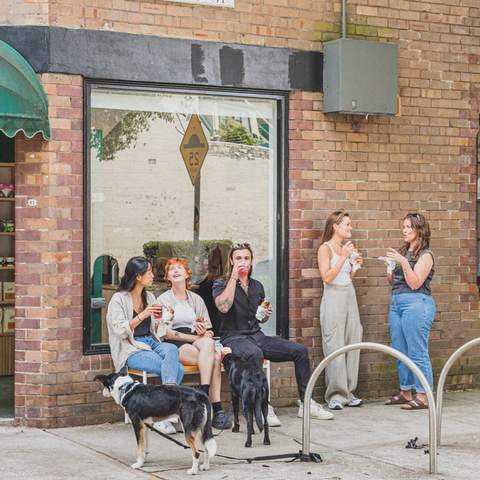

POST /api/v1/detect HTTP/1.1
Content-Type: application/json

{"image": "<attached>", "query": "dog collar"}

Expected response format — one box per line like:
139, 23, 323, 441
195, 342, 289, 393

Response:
119, 381, 138, 407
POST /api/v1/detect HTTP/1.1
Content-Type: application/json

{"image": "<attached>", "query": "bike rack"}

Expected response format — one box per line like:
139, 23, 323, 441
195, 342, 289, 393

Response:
301, 342, 438, 474
436, 337, 480, 446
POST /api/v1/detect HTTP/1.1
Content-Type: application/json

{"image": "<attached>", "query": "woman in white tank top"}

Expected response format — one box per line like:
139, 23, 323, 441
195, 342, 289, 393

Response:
317, 210, 363, 410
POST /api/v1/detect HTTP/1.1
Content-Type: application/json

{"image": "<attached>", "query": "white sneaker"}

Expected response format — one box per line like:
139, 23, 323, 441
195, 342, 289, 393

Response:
153, 420, 176, 434
328, 399, 344, 410
267, 404, 282, 427
165, 414, 179, 424
347, 396, 363, 407
297, 399, 334, 420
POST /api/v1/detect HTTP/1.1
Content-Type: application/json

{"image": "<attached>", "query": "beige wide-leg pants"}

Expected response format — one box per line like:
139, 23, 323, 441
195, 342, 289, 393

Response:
320, 283, 363, 405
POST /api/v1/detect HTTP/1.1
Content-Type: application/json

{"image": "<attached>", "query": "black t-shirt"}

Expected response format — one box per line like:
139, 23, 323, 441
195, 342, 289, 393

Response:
133, 309, 151, 337
212, 277, 265, 339
196, 278, 221, 336
392, 249, 434, 296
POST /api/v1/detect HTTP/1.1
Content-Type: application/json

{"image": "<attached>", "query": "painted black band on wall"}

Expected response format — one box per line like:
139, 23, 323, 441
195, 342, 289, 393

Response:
0, 26, 323, 92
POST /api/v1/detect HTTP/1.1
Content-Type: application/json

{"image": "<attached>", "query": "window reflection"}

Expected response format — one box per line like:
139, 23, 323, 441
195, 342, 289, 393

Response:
88, 87, 278, 345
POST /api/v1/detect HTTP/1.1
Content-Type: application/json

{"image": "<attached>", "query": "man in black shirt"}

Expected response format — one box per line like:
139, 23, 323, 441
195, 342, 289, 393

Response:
213, 243, 334, 424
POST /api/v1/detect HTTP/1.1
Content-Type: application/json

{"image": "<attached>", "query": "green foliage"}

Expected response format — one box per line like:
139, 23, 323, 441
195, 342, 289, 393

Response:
218, 119, 257, 145
91, 110, 174, 161
143, 240, 233, 261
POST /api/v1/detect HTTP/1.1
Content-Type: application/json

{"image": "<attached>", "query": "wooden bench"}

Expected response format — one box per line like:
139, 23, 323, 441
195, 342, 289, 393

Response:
125, 360, 271, 424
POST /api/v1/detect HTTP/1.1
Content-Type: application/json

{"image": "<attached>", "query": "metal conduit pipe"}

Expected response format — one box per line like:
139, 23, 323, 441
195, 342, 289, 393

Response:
302, 342, 437, 474
342, 0, 347, 38
436, 337, 480, 446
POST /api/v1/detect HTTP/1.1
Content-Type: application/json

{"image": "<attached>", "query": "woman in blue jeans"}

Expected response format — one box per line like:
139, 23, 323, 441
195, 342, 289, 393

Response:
384, 213, 436, 410
106, 256, 184, 433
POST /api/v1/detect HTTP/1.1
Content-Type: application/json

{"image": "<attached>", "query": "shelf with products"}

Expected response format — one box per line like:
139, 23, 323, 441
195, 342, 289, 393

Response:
0, 155, 15, 340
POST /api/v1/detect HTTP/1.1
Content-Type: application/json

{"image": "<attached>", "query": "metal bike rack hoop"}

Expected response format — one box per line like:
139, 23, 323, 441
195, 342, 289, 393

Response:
302, 342, 437, 474
436, 337, 480, 446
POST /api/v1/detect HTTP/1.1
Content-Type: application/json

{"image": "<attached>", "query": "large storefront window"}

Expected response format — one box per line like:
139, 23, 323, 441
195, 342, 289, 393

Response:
84, 84, 286, 352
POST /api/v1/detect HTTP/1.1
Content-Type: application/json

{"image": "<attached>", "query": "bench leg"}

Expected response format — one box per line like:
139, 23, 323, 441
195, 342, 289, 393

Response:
141, 371, 149, 455
266, 360, 271, 402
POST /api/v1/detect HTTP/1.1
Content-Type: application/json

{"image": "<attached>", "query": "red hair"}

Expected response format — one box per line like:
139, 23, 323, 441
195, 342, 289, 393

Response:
164, 257, 192, 289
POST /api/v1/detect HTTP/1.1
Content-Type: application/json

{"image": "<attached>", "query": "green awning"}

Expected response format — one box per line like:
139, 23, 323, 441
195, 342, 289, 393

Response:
0, 39, 51, 140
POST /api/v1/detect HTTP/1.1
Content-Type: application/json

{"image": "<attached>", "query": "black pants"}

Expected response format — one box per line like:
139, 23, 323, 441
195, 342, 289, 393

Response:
222, 331, 311, 401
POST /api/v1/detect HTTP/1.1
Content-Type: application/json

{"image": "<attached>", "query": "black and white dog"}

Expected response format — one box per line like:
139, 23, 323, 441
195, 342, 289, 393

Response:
227, 354, 271, 448
94, 371, 216, 474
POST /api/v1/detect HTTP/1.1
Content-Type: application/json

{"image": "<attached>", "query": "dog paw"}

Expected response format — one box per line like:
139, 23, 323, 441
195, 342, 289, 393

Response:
131, 461, 144, 469
264, 439, 271, 445
200, 464, 210, 471
244, 441, 252, 448
232, 425, 240, 433
187, 468, 199, 475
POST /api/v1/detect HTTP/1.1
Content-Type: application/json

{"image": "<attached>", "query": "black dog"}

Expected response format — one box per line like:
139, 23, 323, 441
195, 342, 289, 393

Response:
227, 354, 270, 448
94, 371, 216, 474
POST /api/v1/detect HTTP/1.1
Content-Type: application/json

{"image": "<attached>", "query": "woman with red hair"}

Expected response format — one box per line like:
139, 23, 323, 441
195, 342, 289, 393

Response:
157, 257, 231, 430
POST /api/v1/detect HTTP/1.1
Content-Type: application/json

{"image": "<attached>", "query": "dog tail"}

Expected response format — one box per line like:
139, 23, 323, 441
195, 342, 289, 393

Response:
254, 392, 264, 432
201, 398, 217, 459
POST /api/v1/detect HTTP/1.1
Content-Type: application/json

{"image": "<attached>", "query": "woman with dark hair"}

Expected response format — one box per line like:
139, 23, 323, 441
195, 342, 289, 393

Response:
384, 213, 435, 410
106, 256, 184, 434
317, 210, 363, 410
157, 257, 231, 430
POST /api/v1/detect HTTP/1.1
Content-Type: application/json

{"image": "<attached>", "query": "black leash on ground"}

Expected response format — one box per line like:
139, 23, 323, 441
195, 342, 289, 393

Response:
406, 437, 430, 454
145, 424, 322, 464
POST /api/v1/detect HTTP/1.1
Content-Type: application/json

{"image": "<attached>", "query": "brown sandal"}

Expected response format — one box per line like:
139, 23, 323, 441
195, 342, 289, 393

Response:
385, 393, 410, 405
401, 397, 429, 410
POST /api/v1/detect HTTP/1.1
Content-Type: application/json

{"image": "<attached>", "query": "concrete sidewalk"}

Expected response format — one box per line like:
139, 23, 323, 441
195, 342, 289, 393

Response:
1, 390, 480, 480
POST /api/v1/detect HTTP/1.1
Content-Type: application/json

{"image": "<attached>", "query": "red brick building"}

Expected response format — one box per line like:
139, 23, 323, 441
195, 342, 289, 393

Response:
0, 0, 478, 427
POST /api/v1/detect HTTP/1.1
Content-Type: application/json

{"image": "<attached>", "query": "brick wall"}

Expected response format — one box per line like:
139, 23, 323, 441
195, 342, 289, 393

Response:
285, 1, 480, 401
6, 0, 480, 425
14, 74, 119, 427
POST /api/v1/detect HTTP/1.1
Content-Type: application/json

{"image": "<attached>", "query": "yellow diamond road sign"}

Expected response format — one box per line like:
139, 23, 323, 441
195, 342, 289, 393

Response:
180, 114, 209, 186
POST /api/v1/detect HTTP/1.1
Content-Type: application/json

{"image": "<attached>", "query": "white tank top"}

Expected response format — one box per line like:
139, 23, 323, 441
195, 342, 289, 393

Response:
326, 243, 352, 286
171, 299, 197, 331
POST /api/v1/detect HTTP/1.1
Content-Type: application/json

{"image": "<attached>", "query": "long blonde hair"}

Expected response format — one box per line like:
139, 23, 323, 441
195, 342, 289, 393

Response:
321, 210, 350, 244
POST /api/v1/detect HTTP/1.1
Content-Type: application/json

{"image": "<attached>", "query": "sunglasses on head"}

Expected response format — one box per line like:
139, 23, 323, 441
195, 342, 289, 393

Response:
232, 242, 251, 250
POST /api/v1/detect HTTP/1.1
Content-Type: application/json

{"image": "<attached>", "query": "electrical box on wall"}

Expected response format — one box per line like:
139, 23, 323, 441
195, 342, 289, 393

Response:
323, 38, 398, 115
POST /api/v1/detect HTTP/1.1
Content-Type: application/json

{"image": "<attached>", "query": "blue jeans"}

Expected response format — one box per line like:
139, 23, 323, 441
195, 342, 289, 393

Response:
389, 293, 436, 393
127, 336, 184, 384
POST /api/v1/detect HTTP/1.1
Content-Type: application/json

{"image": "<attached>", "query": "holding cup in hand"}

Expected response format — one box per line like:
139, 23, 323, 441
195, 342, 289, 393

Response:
152, 304, 163, 321
195, 316, 206, 335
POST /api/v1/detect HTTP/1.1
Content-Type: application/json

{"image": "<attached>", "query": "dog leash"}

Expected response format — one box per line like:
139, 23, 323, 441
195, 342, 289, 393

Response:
145, 424, 322, 464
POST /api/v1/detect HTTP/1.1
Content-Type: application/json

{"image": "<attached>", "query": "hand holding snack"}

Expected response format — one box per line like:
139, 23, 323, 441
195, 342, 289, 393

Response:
349, 251, 362, 272
341, 241, 354, 259
156, 318, 172, 338
162, 305, 175, 322
377, 256, 396, 273
221, 346, 232, 361
256, 299, 272, 323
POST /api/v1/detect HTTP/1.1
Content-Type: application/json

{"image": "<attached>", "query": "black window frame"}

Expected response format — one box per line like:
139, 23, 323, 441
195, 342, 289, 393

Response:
83, 79, 289, 355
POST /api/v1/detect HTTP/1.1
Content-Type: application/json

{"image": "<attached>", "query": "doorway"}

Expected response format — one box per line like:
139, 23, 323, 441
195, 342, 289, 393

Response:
0, 134, 14, 419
